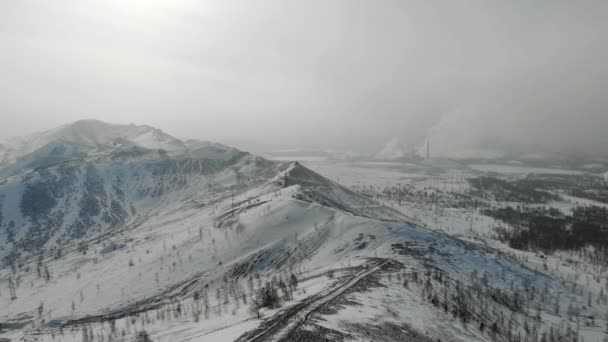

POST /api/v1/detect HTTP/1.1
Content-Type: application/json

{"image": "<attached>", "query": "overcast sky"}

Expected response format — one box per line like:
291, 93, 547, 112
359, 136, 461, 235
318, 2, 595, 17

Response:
1, 0, 607, 156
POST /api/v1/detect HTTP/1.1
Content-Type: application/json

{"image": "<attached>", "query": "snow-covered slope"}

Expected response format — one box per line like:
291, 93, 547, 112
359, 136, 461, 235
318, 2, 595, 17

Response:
0, 148, 256, 262
0, 121, 602, 342
0, 124, 414, 335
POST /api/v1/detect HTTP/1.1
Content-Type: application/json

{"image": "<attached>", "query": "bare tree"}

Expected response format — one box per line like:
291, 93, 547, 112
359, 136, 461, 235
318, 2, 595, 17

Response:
135, 330, 152, 342
8, 277, 17, 300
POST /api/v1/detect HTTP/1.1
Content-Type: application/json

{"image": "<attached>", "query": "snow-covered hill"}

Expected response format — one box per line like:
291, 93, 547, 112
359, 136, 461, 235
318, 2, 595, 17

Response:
0, 120, 188, 178
0, 147, 258, 262
0, 121, 603, 342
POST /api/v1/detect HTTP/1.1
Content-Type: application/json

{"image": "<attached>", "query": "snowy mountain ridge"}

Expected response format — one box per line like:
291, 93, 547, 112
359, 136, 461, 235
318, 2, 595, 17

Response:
0, 120, 602, 342
0, 120, 196, 178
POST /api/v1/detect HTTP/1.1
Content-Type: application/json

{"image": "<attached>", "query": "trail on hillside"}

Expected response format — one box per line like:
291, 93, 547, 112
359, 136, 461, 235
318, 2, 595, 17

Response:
236, 259, 390, 342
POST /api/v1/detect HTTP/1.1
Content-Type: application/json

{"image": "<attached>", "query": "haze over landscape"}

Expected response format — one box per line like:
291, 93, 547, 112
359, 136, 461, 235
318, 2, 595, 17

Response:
2, 2, 608, 342
2, 0, 608, 157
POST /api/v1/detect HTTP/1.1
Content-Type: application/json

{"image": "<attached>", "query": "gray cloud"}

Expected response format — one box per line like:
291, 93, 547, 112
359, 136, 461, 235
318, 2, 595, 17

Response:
1, 0, 607, 157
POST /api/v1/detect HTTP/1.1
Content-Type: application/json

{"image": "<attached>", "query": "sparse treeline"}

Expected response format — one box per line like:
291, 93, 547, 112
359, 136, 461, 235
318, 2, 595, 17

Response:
29, 269, 300, 342
489, 205, 608, 264
469, 176, 561, 204
354, 183, 484, 210
393, 267, 585, 342
516, 174, 608, 205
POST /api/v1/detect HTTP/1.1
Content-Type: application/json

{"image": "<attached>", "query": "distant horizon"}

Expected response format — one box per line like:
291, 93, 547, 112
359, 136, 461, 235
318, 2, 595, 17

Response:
2, 118, 608, 164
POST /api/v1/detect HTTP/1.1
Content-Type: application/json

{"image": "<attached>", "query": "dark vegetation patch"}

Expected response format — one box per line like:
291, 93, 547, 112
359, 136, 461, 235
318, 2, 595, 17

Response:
486, 205, 608, 255
518, 174, 608, 204
358, 183, 486, 210
469, 176, 560, 203
391, 242, 426, 257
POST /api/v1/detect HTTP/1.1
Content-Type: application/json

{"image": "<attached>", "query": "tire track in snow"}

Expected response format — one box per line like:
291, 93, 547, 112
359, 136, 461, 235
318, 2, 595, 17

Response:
237, 259, 390, 342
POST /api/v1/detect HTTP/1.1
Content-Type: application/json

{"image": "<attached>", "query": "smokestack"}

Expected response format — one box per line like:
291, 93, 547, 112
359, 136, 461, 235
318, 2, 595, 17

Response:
426, 140, 430, 159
